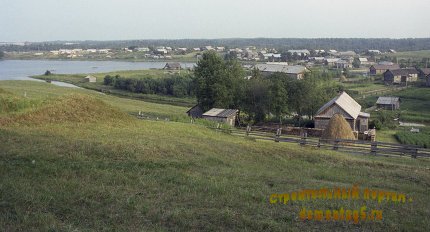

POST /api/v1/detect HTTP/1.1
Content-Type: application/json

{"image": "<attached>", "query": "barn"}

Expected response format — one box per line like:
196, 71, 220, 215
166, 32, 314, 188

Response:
202, 108, 238, 126
186, 105, 203, 118
314, 92, 369, 132
84, 75, 97, 83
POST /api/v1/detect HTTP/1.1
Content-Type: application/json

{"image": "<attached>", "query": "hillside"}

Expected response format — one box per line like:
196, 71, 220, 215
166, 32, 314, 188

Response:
1, 81, 430, 231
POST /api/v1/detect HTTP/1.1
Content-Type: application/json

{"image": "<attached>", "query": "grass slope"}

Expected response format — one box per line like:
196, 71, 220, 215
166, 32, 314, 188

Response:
1, 81, 430, 231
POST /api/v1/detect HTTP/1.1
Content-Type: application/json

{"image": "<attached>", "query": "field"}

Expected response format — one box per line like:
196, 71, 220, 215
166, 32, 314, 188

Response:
395, 128, 430, 148
1, 81, 430, 231
384, 50, 430, 60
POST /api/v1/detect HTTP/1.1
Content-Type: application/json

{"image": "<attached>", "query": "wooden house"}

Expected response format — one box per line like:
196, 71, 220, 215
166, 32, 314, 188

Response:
383, 68, 418, 85
376, 97, 400, 110
186, 105, 203, 118
202, 108, 238, 126
314, 92, 369, 132
427, 74, 430, 87
369, 64, 400, 75
418, 68, 430, 78
253, 64, 308, 80
84, 75, 97, 83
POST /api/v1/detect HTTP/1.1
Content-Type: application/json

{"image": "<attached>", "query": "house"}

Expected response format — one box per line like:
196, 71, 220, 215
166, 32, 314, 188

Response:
288, 49, 310, 56
383, 69, 418, 85
368, 50, 381, 54
376, 97, 400, 110
260, 53, 281, 62
418, 68, 430, 78
369, 64, 400, 75
426, 74, 430, 87
335, 60, 352, 69
163, 62, 181, 70
314, 91, 369, 132
84, 75, 97, 83
202, 108, 239, 126
186, 105, 203, 118
358, 58, 369, 66
253, 64, 308, 79
325, 58, 340, 67
337, 51, 356, 57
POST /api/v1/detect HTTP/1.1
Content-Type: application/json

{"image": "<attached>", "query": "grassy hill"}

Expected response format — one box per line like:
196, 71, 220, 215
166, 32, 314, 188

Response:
1, 81, 430, 231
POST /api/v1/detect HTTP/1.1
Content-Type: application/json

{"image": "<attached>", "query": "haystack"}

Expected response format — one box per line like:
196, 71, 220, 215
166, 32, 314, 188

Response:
321, 114, 356, 140
339, 75, 347, 82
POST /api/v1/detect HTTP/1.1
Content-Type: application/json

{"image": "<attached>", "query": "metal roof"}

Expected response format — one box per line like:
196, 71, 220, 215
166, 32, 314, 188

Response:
316, 91, 362, 119
376, 97, 400, 105
359, 58, 368, 62
254, 64, 307, 74
202, 108, 238, 118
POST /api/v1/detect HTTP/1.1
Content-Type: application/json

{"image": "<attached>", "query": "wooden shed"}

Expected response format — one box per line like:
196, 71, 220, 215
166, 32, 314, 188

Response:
186, 105, 203, 118
84, 75, 97, 83
376, 97, 400, 110
163, 62, 181, 70
314, 91, 369, 132
202, 108, 238, 126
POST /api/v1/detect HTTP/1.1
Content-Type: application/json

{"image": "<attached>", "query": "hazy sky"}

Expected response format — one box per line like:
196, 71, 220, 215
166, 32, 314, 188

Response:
1, 0, 429, 41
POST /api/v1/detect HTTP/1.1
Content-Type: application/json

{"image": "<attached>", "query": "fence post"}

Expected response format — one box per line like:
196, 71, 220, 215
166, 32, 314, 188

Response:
317, 138, 321, 148
275, 128, 281, 142
333, 139, 339, 150
410, 147, 418, 159
371, 142, 377, 155
246, 125, 251, 136
300, 136, 306, 146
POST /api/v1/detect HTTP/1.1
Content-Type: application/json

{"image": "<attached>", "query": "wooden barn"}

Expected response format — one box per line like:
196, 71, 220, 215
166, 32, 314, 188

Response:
186, 105, 203, 118
314, 92, 370, 132
84, 75, 97, 83
376, 97, 400, 110
202, 108, 238, 126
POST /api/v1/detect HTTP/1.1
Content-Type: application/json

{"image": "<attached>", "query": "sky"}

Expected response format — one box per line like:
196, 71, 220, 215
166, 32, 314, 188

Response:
1, 0, 429, 42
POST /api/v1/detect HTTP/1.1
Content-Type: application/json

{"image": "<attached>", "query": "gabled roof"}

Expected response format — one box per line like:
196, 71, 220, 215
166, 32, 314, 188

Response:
376, 97, 400, 105
203, 108, 238, 118
359, 58, 368, 62
254, 64, 307, 74
186, 104, 202, 113
316, 92, 362, 119
419, 68, 430, 75
385, 68, 418, 76
371, 64, 400, 70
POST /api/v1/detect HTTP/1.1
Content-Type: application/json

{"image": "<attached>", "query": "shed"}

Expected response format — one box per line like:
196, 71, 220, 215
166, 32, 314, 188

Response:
426, 74, 430, 87
369, 64, 400, 75
202, 108, 238, 126
376, 97, 400, 110
314, 91, 369, 132
186, 105, 203, 118
253, 64, 308, 79
84, 75, 97, 83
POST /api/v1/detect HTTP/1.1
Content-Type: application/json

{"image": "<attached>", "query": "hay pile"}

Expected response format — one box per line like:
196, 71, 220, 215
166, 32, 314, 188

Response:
339, 75, 347, 82
321, 114, 356, 140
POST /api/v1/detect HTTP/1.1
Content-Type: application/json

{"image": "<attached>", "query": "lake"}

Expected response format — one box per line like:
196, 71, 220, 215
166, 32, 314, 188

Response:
0, 60, 196, 87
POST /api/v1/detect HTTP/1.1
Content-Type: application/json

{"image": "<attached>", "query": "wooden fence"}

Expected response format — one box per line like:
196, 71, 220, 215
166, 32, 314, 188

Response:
210, 126, 430, 159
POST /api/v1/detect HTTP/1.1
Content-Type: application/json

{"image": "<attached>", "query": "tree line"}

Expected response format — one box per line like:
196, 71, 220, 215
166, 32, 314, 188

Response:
103, 74, 195, 98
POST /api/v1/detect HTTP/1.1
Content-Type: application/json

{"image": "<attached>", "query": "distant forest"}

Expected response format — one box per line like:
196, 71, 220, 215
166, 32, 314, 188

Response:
2, 38, 430, 52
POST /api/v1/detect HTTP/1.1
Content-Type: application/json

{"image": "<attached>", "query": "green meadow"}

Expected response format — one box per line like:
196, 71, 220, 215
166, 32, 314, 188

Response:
1, 81, 430, 231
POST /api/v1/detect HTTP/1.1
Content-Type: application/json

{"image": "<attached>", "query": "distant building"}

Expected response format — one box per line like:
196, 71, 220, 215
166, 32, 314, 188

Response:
84, 75, 97, 83
358, 58, 369, 66
202, 108, 239, 126
426, 74, 430, 87
383, 68, 419, 85
253, 63, 308, 79
335, 60, 352, 69
315, 91, 369, 132
260, 53, 282, 62
186, 105, 203, 118
417, 68, 430, 78
369, 64, 400, 75
337, 51, 356, 57
163, 62, 181, 70
325, 58, 340, 67
288, 49, 310, 56
368, 50, 382, 54
376, 97, 400, 110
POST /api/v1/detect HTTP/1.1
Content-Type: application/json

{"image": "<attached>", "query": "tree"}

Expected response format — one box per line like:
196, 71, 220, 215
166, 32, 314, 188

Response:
242, 77, 271, 123
269, 74, 288, 123
352, 58, 360, 68
194, 51, 245, 112
0, 51, 4, 59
